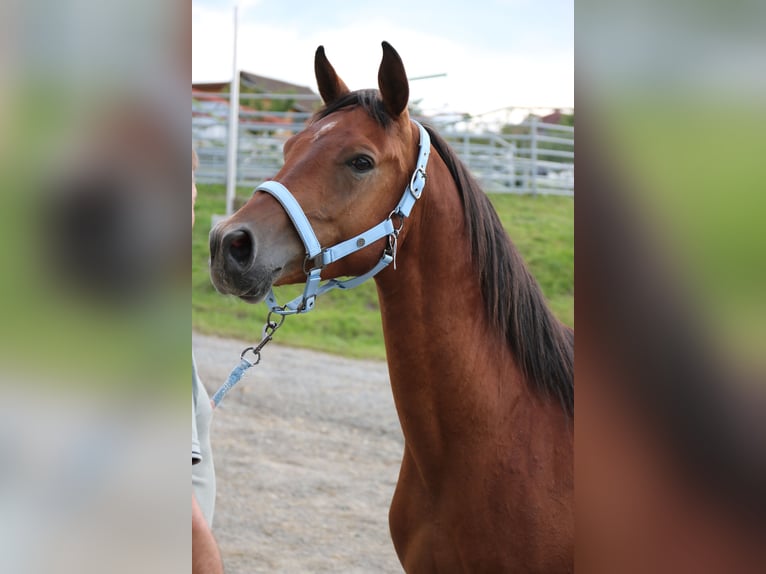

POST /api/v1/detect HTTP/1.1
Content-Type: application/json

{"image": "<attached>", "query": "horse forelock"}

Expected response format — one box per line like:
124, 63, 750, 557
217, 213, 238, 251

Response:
426, 126, 574, 418
314, 90, 393, 128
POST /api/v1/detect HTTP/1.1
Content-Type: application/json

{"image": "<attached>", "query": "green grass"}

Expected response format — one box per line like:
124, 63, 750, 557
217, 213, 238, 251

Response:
193, 184, 573, 360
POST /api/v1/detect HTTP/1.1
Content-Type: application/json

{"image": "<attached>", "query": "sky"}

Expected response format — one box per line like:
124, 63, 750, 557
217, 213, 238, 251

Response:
192, 0, 573, 118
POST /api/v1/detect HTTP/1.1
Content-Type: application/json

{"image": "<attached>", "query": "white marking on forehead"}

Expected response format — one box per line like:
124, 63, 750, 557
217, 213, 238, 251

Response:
311, 121, 338, 142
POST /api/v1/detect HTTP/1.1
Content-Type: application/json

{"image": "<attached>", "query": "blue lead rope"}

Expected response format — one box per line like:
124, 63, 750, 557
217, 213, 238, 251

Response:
211, 357, 254, 408
210, 313, 285, 409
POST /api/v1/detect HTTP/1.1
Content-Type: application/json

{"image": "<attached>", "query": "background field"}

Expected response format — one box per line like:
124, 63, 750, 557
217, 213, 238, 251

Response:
193, 184, 573, 360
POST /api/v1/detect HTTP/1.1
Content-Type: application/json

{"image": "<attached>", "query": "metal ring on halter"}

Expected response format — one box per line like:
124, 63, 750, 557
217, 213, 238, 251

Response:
303, 252, 324, 275
388, 209, 405, 234
264, 311, 286, 333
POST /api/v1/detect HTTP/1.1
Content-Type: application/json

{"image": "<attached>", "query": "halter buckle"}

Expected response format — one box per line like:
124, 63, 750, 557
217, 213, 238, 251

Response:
410, 167, 427, 199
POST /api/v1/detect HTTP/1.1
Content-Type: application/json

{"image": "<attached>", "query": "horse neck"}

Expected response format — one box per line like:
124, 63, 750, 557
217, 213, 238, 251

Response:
374, 159, 532, 456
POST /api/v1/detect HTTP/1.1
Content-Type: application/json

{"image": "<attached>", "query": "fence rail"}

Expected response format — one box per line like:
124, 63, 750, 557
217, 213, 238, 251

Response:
193, 93, 573, 196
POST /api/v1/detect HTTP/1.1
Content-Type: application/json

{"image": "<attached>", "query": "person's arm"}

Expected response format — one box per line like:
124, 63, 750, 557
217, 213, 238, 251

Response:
193, 492, 224, 574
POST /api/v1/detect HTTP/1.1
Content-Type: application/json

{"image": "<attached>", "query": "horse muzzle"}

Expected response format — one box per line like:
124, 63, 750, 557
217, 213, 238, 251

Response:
208, 223, 280, 303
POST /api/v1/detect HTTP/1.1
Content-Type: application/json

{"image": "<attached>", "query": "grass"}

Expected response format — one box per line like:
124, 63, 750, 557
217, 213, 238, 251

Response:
193, 184, 573, 360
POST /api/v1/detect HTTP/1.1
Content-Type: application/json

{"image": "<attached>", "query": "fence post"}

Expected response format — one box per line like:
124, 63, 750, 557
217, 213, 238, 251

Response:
530, 115, 538, 196
509, 141, 516, 191
463, 133, 470, 168
225, 5, 240, 216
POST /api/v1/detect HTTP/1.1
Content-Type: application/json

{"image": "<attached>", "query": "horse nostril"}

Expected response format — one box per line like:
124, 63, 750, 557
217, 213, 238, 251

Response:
223, 228, 254, 270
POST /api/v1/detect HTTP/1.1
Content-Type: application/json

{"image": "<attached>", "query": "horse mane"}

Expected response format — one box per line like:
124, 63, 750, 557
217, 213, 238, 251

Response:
316, 91, 574, 417
426, 127, 574, 416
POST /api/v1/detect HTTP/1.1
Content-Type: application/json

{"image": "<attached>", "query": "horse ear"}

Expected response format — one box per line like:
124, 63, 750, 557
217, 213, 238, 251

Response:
378, 41, 409, 118
314, 46, 350, 105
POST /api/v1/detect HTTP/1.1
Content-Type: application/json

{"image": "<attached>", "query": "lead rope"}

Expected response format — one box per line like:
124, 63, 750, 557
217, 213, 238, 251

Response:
210, 311, 286, 408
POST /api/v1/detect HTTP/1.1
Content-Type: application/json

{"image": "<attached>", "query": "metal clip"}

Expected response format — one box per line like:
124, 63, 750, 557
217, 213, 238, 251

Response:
263, 311, 286, 337
240, 311, 286, 364
387, 232, 399, 270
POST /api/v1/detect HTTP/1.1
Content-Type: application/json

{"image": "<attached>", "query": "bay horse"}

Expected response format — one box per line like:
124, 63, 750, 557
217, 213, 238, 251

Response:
209, 42, 573, 573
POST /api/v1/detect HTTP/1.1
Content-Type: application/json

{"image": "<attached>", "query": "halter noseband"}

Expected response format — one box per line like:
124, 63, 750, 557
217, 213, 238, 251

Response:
255, 120, 430, 315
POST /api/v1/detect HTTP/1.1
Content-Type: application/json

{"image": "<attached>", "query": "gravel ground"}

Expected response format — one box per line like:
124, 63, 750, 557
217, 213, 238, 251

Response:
193, 332, 405, 573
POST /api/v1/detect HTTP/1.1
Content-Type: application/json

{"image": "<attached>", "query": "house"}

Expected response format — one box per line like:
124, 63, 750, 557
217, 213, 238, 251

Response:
193, 71, 320, 114
540, 108, 574, 126
541, 109, 563, 125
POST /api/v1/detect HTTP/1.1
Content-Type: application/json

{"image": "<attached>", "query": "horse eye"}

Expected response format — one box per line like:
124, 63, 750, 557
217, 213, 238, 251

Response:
348, 155, 374, 172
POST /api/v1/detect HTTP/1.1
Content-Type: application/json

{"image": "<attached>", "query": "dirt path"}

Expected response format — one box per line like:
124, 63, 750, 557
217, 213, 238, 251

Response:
193, 332, 405, 573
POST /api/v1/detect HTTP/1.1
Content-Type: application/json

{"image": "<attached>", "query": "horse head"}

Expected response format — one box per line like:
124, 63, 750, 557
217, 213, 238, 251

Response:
209, 42, 423, 306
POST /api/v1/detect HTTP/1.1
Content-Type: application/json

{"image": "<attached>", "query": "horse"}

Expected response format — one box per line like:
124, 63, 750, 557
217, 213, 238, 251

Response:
209, 42, 573, 573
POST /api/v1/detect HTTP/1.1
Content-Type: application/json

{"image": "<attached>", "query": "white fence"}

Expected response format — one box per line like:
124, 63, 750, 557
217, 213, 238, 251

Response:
442, 117, 574, 195
193, 93, 573, 196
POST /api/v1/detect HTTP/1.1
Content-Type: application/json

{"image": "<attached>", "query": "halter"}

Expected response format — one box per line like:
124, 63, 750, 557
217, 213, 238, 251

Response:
212, 120, 429, 407
255, 120, 430, 315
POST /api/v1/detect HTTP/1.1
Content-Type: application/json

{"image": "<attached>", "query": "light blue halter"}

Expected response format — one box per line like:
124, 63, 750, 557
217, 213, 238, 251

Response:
211, 121, 430, 408
256, 120, 431, 315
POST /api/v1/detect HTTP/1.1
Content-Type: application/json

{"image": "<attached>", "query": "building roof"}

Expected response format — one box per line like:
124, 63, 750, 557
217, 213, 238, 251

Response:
193, 71, 320, 113
242, 71, 317, 96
